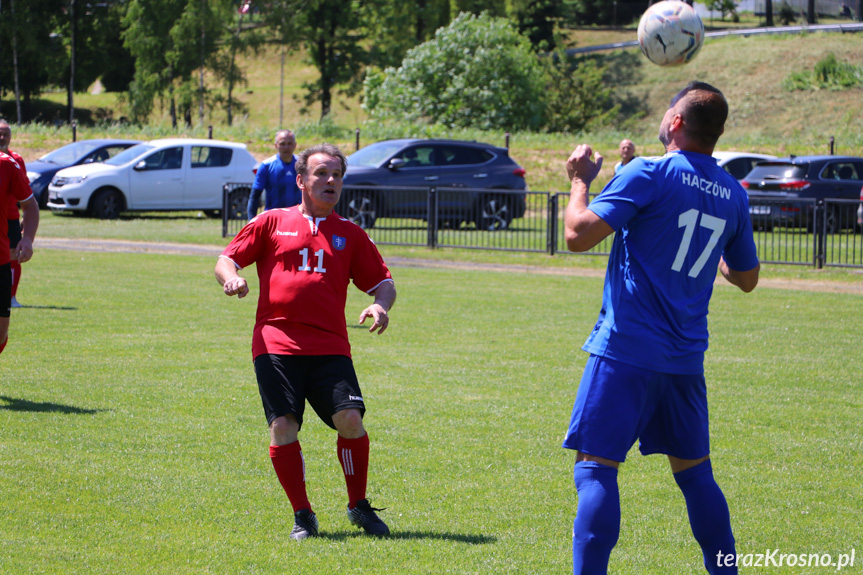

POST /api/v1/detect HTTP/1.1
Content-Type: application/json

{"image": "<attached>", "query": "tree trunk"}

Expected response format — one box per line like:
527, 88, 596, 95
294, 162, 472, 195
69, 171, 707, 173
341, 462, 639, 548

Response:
807, 0, 816, 23
11, 0, 23, 123
227, 12, 245, 127
199, 0, 205, 127
68, 0, 77, 124
317, 35, 331, 120
765, 0, 774, 26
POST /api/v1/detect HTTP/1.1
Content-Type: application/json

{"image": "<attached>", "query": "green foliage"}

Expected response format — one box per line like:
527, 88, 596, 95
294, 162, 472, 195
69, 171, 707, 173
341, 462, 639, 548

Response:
363, 12, 546, 131
541, 53, 619, 133
706, 0, 738, 21
567, 0, 642, 26
783, 52, 863, 91
778, 2, 798, 25
295, 0, 370, 120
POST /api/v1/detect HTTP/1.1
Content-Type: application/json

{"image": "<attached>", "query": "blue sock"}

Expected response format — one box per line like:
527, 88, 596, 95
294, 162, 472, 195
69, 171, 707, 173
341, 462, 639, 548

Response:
674, 459, 737, 574
572, 460, 620, 575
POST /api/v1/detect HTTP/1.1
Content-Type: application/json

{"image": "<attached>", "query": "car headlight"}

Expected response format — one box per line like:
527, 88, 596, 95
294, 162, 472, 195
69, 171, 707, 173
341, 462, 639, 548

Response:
51, 174, 87, 187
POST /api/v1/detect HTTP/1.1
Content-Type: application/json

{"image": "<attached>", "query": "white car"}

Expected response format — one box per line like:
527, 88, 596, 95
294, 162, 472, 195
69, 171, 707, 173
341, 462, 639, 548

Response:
47, 138, 257, 219
713, 151, 777, 181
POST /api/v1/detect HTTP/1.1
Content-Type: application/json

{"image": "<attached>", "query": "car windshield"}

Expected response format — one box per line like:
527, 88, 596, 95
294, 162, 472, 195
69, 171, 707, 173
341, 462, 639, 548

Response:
105, 144, 155, 166
39, 141, 105, 165
348, 142, 407, 168
746, 163, 805, 180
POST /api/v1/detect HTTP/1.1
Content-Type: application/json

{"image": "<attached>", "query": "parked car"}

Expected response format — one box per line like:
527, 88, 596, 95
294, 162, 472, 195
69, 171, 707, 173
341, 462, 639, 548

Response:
47, 138, 257, 219
741, 155, 863, 233
712, 151, 777, 181
25, 139, 140, 208
341, 139, 527, 230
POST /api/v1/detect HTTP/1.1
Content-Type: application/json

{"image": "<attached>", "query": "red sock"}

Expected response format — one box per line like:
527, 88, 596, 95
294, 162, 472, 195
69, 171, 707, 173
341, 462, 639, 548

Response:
338, 433, 370, 509
10, 260, 20, 298
0, 338, 6, 354
269, 442, 312, 513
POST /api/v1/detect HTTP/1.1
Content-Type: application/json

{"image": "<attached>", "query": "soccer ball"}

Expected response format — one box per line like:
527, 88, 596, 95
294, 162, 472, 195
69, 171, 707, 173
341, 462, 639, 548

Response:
637, 1, 704, 66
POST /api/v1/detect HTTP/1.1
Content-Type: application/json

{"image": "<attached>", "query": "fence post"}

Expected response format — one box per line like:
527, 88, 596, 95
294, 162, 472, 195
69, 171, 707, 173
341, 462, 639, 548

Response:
547, 193, 558, 255
208, 125, 213, 139
814, 199, 825, 269
72, 120, 77, 142
427, 187, 437, 249
356, 128, 361, 151
222, 184, 229, 238
829, 136, 835, 155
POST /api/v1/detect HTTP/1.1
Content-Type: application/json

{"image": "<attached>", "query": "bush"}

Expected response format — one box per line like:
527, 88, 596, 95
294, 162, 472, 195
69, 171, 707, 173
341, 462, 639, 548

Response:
362, 12, 547, 131
783, 52, 863, 91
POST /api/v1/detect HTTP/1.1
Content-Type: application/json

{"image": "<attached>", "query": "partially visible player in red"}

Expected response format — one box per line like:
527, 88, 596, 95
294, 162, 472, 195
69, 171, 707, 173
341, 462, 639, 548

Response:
1, 120, 29, 308
215, 143, 396, 541
0, 121, 39, 355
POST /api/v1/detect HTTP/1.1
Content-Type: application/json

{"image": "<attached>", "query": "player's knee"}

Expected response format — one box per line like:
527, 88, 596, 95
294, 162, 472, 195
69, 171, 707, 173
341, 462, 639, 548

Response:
269, 415, 299, 445
332, 408, 365, 438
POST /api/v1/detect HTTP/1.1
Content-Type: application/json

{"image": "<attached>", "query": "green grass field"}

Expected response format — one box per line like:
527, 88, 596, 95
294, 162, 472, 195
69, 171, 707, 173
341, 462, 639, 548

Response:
1, 224, 861, 573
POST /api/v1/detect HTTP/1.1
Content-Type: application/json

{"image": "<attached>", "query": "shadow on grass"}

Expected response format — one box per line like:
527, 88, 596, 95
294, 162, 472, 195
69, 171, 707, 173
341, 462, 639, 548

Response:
13, 304, 77, 311
0, 395, 105, 415
319, 530, 496, 544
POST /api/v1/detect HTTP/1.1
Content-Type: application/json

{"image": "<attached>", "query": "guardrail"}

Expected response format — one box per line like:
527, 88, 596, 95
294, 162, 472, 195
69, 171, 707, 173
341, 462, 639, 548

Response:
222, 184, 863, 269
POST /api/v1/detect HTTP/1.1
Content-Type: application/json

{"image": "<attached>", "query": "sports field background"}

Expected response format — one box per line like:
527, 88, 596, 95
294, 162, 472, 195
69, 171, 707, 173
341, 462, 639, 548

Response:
0, 243, 860, 574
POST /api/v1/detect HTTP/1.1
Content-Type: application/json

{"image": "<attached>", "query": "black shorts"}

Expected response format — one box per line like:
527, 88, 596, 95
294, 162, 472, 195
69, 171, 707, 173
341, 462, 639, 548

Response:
0, 264, 10, 317
254, 354, 365, 430
7, 219, 21, 250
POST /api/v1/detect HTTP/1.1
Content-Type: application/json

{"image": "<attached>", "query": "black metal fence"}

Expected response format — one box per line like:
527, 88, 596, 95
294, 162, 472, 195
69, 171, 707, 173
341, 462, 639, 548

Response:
222, 184, 863, 269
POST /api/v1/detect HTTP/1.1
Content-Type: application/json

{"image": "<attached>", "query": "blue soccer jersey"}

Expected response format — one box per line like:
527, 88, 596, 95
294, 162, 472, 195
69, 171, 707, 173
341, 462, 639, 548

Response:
252, 154, 301, 211
583, 151, 759, 374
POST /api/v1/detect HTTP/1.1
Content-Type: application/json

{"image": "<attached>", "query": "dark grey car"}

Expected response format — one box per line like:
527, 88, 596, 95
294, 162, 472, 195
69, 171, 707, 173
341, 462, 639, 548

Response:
741, 155, 863, 232
341, 139, 527, 230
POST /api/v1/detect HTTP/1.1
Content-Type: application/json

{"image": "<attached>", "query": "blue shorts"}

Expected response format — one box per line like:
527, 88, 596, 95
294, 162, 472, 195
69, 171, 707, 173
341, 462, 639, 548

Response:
562, 354, 710, 462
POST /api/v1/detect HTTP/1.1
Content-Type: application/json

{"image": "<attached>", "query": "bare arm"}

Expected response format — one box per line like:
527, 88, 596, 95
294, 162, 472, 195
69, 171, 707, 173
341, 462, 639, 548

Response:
15, 196, 39, 263
719, 257, 759, 293
215, 256, 249, 298
359, 280, 396, 334
564, 145, 614, 253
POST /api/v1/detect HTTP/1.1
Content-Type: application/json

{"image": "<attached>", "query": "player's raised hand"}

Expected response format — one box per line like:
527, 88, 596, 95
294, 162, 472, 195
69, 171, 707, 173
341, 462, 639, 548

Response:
359, 304, 389, 334
566, 144, 603, 185
223, 277, 249, 298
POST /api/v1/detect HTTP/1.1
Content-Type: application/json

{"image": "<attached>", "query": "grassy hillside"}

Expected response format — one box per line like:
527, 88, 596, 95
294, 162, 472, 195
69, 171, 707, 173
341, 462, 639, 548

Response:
8, 28, 863, 193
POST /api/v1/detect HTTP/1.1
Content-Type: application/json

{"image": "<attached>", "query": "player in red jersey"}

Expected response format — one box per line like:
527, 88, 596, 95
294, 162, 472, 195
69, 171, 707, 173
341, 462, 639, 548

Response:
1, 121, 29, 308
0, 122, 39, 355
216, 143, 396, 541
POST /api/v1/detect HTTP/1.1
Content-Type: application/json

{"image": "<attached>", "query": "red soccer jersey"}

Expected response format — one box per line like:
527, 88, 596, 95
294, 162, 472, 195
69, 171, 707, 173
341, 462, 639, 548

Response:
5, 151, 26, 221
221, 207, 393, 359
1, 152, 33, 266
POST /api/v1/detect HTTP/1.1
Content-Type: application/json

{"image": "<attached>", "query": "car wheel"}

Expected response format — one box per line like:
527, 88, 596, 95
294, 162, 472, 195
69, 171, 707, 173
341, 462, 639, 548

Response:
226, 187, 250, 221
344, 191, 377, 229
91, 189, 123, 219
474, 194, 512, 231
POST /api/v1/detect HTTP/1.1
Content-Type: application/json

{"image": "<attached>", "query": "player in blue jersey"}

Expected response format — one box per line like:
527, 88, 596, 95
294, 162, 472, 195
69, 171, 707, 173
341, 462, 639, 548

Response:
247, 130, 301, 220
562, 81, 760, 575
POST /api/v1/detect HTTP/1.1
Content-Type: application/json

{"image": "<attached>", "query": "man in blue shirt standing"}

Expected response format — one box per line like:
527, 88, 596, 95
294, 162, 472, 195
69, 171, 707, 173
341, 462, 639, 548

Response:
247, 130, 301, 220
562, 81, 760, 575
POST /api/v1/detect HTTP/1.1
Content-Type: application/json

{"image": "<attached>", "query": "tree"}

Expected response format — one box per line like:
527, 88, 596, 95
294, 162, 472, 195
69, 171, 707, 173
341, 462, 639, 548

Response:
123, 0, 226, 126
364, 12, 546, 131
541, 52, 619, 133
765, 0, 774, 26
515, 0, 564, 52
0, 0, 65, 122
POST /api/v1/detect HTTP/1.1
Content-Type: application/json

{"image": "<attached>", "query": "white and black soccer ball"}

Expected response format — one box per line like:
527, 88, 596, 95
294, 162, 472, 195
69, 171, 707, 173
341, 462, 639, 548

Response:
637, 1, 705, 66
